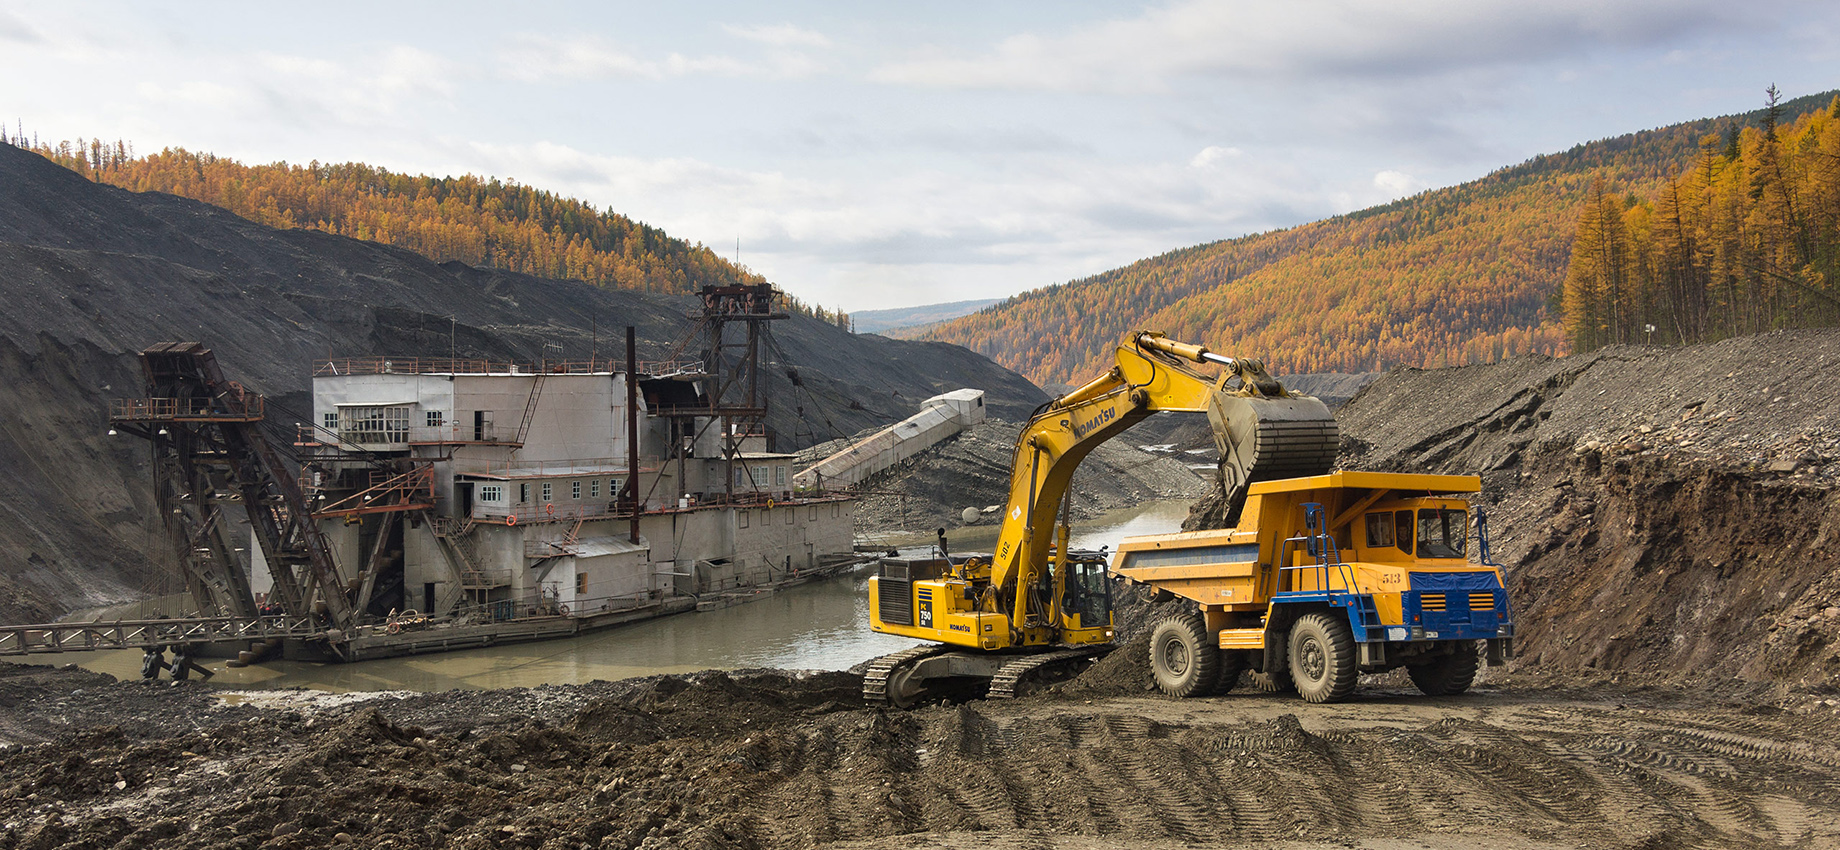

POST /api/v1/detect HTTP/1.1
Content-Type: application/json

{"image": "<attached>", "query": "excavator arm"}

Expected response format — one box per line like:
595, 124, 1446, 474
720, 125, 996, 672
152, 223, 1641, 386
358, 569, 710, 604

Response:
982, 332, 1338, 647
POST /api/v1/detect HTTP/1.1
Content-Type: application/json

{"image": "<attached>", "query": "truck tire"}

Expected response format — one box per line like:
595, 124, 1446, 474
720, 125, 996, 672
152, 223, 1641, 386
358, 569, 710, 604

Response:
1249, 627, 1294, 693
1407, 640, 1480, 696
1288, 612, 1358, 703
1150, 615, 1220, 698
1213, 650, 1250, 694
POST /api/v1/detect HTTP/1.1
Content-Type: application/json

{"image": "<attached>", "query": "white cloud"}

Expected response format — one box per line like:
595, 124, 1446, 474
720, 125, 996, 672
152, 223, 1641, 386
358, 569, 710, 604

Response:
241, 46, 459, 128
1373, 169, 1425, 197
722, 23, 830, 49
497, 33, 824, 82
1190, 145, 1240, 168
498, 36, 664, 81
0, 9, 40, 44
871, 0, 1785, 93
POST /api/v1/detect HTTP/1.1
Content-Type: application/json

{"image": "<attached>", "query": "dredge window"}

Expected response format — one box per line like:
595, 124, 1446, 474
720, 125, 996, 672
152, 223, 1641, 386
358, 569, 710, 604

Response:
340, 404, 410, 444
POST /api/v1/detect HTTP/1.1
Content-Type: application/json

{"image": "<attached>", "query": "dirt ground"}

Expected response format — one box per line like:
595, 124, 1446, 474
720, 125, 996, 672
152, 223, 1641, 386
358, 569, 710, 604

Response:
3, 658, 1838, 850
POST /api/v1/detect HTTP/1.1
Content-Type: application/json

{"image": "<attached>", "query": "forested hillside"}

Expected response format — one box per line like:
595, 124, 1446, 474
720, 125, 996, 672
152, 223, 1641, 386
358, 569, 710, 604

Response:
5, 138, 850, 326
1563, 89, 1840, 349
916, 91, 1839, 387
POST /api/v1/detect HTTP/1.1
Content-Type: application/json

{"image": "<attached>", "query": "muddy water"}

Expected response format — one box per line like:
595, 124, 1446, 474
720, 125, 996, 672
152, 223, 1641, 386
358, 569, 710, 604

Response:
42, 500, 1191, 692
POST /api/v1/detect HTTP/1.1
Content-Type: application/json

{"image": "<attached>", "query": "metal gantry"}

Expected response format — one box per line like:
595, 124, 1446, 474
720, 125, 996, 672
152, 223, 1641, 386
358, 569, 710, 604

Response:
109, 343, 356, 633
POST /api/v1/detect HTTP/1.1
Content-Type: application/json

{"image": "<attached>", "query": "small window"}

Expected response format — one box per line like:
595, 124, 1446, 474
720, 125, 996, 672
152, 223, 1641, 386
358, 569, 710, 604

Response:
1395, 511, 1414, 555
832, 503, 840, 518
809, 505, 818, 520
321, 412, 338, 432
739, 510, 749, 528
1365, 512, 1395, 548
478, 485, 504, 503
426, 411, 444, 428
541, 482, 552, 502
785, 507, 794, 525
519, 483, 530, 503
776, 466, 787, 487
571, 481, 581, 500
575, 572, 587, 595
609, 478, 621, 498
589, 479, 600, 499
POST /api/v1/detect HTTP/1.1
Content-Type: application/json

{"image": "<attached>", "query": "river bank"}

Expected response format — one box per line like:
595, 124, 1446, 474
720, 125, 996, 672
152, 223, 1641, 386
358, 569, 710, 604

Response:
15, 499, 1194, 695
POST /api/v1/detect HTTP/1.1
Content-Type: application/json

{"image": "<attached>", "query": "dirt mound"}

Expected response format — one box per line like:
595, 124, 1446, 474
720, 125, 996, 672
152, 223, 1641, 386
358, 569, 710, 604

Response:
850, 418, 1208, 538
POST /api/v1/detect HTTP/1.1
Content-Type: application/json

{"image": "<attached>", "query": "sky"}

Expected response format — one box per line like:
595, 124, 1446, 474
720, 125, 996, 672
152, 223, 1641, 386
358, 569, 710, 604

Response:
2, 1, 1837, 312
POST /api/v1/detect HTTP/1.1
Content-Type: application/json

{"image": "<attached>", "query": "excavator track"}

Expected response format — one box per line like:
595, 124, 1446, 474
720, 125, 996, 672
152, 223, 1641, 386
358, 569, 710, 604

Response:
862, 644, 952, 705
987, 646, 1111, 700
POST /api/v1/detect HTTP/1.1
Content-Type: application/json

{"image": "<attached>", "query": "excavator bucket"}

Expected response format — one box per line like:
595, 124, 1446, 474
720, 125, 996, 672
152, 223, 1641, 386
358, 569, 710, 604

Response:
1208, 391, 1339, 523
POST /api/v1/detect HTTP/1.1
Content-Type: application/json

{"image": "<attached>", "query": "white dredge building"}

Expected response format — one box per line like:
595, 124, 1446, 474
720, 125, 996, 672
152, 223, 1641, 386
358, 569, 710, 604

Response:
267, 354, 857, 641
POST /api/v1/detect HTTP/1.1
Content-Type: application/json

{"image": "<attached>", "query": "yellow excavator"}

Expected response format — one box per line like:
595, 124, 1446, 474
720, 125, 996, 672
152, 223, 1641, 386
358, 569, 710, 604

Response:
863, 331, 1339, 705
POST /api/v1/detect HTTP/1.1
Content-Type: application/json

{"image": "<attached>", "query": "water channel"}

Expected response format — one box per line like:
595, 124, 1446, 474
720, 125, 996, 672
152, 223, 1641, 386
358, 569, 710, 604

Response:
30, 500, 1193, 693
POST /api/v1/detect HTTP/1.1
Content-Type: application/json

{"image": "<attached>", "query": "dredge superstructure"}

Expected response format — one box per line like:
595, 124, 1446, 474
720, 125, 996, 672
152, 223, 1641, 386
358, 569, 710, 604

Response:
2, 284, 863, 664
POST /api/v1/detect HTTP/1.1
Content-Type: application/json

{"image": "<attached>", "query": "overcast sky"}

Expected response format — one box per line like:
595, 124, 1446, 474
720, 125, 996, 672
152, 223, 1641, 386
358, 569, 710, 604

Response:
2, 2, 1836, 312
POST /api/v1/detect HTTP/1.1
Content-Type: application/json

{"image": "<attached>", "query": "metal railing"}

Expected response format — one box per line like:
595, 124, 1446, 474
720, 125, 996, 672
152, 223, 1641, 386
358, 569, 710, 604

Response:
111, 395, 264, 421
313, 357, 701, 378
1276, 502, 1363, 595
457, 588, 669, 622
0, 615, 325, 656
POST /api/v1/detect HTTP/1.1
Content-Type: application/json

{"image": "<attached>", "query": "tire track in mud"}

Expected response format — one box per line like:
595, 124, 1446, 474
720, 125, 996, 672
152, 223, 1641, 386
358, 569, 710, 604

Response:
947, 695, 1840, 850
1095, 714, 1216, 842
18, 665, 1840, 850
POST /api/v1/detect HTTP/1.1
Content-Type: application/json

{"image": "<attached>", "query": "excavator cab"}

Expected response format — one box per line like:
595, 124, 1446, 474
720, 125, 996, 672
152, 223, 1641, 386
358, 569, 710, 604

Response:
1059, 552, 1113, 631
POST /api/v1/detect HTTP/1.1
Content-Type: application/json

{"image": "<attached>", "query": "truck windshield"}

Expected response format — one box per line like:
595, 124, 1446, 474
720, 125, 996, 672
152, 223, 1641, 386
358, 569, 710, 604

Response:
1416, 509, 1468, 559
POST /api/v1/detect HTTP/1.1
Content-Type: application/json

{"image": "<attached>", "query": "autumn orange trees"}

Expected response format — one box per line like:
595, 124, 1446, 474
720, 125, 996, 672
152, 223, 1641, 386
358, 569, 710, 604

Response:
11, 137, 852, 325
1562, 89, 1840, 351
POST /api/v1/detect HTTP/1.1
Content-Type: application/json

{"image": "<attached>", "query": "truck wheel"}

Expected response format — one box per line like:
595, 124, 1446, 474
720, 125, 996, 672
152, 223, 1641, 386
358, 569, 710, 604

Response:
1408, 641, 1480, 696
1213, 650, 1250, 694
1249, 628, 1294, 693
1288, 612, 1357, 703
1150, 615, 1220, 698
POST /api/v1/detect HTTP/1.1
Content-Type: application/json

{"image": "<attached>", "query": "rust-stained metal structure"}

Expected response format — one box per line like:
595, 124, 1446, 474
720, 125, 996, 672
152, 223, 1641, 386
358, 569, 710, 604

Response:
661, 283, 789, 502
108, 342, 356, 639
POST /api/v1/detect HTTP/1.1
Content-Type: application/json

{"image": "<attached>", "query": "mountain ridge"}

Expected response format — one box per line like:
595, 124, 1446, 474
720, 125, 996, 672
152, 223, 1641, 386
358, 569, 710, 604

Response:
918, 90, 1840, 386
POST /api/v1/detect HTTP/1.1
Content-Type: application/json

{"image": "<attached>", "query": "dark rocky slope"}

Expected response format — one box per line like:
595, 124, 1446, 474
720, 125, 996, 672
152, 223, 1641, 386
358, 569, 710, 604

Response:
1327, 331, 1840, 696
0, 142, 1047, 622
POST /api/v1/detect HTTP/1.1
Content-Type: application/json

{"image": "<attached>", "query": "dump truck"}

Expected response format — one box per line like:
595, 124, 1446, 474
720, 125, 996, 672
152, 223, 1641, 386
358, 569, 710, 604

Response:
862, 330, 1513, 706
1113, 470, 1514, 702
